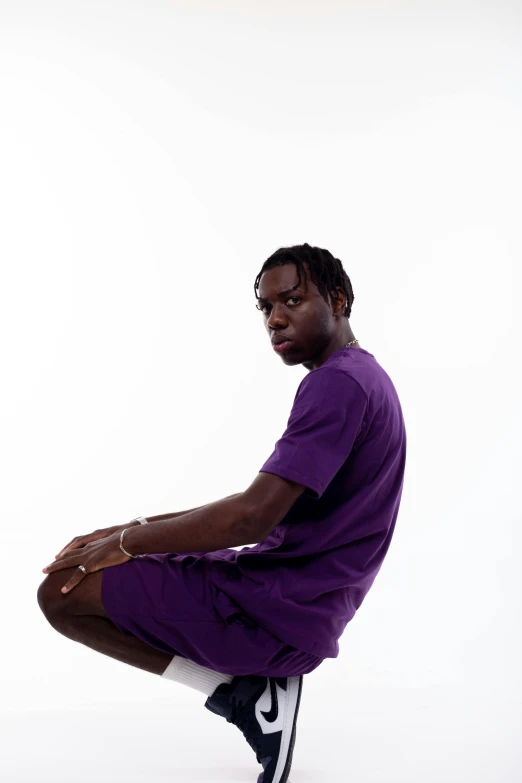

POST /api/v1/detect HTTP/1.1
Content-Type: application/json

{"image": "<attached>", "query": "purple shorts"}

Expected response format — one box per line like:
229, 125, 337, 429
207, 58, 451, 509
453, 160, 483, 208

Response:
101, 551, 324, 678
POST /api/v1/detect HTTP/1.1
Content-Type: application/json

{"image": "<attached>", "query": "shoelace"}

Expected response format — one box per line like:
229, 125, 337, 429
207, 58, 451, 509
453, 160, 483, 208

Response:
228, 695, 264, 763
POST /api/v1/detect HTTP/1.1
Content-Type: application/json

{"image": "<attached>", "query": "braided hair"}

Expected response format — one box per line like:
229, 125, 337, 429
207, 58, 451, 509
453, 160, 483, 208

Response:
254, 243, 354, 318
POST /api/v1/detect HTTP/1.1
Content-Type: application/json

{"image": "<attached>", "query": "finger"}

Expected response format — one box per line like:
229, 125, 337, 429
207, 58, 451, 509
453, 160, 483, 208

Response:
55, 542, 76, 559
55, 545, 80, 560
55, 538, 83, 559
42, 555, 79, 573
55, 530, 107, 559
61, 567, 87, 594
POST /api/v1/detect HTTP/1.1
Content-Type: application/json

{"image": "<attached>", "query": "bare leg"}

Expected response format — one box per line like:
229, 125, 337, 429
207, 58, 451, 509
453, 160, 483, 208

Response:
37, 567, 173, 675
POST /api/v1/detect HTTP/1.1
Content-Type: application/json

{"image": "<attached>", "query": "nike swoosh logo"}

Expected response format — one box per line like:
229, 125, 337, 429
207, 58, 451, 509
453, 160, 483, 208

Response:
260, 678, 278, 723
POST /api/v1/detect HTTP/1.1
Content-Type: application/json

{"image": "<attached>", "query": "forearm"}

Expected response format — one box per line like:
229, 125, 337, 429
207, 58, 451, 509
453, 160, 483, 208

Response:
145, 493, 243, 524
124, 493, 262, 555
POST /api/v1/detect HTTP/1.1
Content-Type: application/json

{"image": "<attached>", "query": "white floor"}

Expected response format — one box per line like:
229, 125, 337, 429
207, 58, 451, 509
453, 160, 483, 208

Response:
5, 677, 521, 782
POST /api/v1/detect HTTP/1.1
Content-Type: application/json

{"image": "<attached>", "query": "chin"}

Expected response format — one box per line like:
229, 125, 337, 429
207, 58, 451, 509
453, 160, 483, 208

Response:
279, 354, 301, 366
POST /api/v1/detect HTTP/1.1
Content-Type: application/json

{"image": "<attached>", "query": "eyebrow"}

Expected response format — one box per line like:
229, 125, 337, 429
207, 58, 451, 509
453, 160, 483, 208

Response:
257, 284, 303, 304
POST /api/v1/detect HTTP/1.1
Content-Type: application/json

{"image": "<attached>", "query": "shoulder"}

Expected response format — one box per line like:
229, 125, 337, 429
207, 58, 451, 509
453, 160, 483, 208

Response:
294, 366, 368, 408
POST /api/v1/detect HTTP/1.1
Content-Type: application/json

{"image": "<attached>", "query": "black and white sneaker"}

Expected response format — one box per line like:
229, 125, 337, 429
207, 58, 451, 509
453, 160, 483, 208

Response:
204, 674, 303, 783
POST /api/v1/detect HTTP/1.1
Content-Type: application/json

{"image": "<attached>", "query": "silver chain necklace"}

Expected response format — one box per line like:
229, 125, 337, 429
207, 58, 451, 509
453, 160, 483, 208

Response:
344, 339, 359, 347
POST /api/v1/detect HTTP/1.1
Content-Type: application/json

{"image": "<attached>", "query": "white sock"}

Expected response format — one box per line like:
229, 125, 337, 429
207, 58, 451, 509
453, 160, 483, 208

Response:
161, 655, 235, 697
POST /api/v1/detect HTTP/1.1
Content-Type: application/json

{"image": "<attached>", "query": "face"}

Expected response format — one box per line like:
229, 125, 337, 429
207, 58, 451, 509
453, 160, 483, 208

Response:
257, 262, 348, 371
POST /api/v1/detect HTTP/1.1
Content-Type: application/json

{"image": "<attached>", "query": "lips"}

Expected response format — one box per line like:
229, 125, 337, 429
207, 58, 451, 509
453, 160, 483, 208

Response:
271, 336, 292, 345
272, 340, 293, 354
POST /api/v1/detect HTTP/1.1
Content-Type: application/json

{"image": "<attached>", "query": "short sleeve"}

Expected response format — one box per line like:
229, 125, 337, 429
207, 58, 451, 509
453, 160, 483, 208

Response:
259, 368, 368, 499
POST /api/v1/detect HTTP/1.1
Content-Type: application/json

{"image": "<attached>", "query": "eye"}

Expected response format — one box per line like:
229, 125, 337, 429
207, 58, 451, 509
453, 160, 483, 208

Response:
257, 297, 301, 314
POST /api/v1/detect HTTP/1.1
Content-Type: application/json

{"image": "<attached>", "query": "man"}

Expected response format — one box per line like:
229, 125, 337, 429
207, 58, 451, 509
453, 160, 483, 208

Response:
38, 242, 407, 783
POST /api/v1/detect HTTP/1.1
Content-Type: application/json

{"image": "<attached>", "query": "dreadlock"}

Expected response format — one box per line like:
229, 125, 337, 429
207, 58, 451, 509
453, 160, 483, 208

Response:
254, 243, 354, 318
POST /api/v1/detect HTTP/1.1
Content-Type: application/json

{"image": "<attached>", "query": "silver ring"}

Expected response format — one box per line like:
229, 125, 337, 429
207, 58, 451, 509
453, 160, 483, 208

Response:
78, 565, 87, 574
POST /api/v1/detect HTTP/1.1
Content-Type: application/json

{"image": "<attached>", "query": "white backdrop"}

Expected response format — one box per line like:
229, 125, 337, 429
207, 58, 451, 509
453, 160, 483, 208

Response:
1, 1, 520, 781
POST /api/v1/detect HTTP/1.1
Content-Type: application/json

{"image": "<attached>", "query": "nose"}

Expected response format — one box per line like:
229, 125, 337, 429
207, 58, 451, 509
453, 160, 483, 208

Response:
266, 302, 288, 329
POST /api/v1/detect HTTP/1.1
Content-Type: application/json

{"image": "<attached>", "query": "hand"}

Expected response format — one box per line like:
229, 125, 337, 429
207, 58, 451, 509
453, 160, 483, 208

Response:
42, 531, 134, 594
54, 521, 141, 559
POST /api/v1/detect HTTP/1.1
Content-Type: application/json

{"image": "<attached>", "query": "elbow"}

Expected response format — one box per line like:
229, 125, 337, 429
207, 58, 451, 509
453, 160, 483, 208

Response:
231, 498, 271, 546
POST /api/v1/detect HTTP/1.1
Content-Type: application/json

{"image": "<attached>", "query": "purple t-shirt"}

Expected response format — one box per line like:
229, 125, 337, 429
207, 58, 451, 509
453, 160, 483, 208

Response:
205, 346, 407, 658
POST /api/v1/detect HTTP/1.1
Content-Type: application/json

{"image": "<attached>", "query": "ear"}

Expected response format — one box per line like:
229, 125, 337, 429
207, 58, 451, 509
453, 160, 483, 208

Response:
331, 286, 347, 316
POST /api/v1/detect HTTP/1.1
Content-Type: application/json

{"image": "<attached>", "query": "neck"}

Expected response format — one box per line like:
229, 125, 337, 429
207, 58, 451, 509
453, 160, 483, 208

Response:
342, 330, 359, 348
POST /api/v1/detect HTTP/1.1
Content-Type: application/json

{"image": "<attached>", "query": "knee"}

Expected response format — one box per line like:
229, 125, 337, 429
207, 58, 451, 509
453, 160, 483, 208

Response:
37, 575, 66, 625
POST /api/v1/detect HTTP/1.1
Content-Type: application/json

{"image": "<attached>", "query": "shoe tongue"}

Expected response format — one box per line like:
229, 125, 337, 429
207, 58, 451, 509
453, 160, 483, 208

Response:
231, 674, 267, 705
204, 692, 230, 718
204, 675, 266, 719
